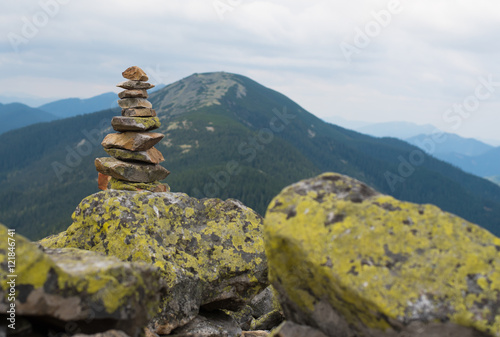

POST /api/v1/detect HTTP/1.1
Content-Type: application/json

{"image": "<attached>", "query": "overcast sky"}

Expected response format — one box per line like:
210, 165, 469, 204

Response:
1, 0, 500, 142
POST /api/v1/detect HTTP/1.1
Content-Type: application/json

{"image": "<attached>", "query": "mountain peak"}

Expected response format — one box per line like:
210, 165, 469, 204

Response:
150, 72, 247, 116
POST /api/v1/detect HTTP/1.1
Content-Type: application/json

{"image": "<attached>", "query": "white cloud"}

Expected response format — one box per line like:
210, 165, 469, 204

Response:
1, 0, 500, 140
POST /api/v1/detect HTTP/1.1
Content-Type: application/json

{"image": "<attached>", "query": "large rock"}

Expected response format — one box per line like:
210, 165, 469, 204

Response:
264, 172, 500, 337
0, 224, 164, 337
111, 116, 160, 132
101, 132, 164, 152
40, 191, 268, 334
95, 157, 170, 183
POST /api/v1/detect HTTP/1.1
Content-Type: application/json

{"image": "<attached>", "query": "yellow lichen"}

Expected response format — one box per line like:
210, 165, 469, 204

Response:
264, 172, 500, 335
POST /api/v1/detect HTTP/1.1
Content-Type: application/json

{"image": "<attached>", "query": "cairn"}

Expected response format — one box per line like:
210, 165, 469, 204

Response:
95, 66, 170, 192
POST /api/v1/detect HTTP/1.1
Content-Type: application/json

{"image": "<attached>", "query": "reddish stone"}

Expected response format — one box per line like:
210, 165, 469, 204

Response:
98, 173, 111, 191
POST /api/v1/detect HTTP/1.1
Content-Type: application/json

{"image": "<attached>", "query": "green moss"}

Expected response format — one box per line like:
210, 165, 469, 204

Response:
264, 172, 500, 335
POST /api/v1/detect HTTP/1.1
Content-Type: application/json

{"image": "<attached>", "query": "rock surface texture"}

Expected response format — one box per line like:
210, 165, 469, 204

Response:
264, 172, 500, 337
0, 224, 165, 337
96, 66, 169, 192
40, 190, 269, 335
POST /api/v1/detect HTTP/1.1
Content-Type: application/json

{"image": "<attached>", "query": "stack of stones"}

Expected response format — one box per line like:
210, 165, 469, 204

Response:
95, 66, 170, 193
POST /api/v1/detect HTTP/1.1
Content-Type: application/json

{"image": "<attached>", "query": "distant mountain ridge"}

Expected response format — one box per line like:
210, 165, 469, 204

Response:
354, 121, 439, 139
349, 119, 500, 179
1, 72, 500, 240
406, 132, 494, 157
0, 102, 59, 135
39, 92, 118, 118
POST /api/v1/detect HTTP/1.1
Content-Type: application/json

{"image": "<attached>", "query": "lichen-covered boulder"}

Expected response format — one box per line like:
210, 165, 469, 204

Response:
41, 190, 268, 334
0, 224, 164, 337
264, 172, 500, 337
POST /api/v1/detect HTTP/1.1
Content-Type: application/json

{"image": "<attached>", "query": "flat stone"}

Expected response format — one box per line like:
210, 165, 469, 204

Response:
95, 157, 170, 183
105, 147, 164, 164
107, 178, 169, 193
102, 132, 164, 151
118, 98, 152, 109
118, 89, 148, 99
122, 66, 149, 81
117, 81, 155, 90
111, 117, 161, 132
122, 108, 157, 117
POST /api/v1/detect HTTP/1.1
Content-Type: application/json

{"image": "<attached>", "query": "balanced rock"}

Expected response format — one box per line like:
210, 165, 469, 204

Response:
95, 157, 169, 183
118, 98, 152, 109
111, 116, 161, 132
105, 147, 164, 164
122, 108, 157, 117
264, 172, 500, 337
107, 178, 169, 193
0, 224, 165, 337
118, 89, 148, 99
117, 81, 155, 90
40, 190, 268, 335
102, 132, 164, 152
122, 66, 149, 81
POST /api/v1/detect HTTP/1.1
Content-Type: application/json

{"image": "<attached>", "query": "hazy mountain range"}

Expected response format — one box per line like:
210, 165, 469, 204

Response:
0, 103, 59, 134
0, 84, 166, 135
349, 121, 500, 183
1, 72, 500, 240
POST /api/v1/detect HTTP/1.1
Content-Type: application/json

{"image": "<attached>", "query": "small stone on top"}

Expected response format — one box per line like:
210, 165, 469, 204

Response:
122, 66, 149, 81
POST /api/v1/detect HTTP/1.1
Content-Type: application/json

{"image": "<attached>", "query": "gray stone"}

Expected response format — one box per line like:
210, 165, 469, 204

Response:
270, 322, 328, 337
118, 90, 148, 99
111, 117, 161, 132
171, 311, 242, 337
73, 330, 131, 337
265, 172, 500, 337
122, 108, 157, 117
0, 225, 165, 337
250, 310, 284, 331
250, 286, 280, 318
40, 192, 268, 335
104, 147, 164, 165
101, 132, 164, 152
95, 157, 170, 183
118, 98, 152, 109
117, 81, 155, 90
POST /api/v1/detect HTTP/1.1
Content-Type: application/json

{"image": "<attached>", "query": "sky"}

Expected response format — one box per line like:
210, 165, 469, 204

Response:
1, 0, 500, 142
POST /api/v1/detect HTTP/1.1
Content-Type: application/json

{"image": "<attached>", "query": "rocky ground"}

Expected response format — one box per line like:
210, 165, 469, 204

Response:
2, 173, 500, 336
